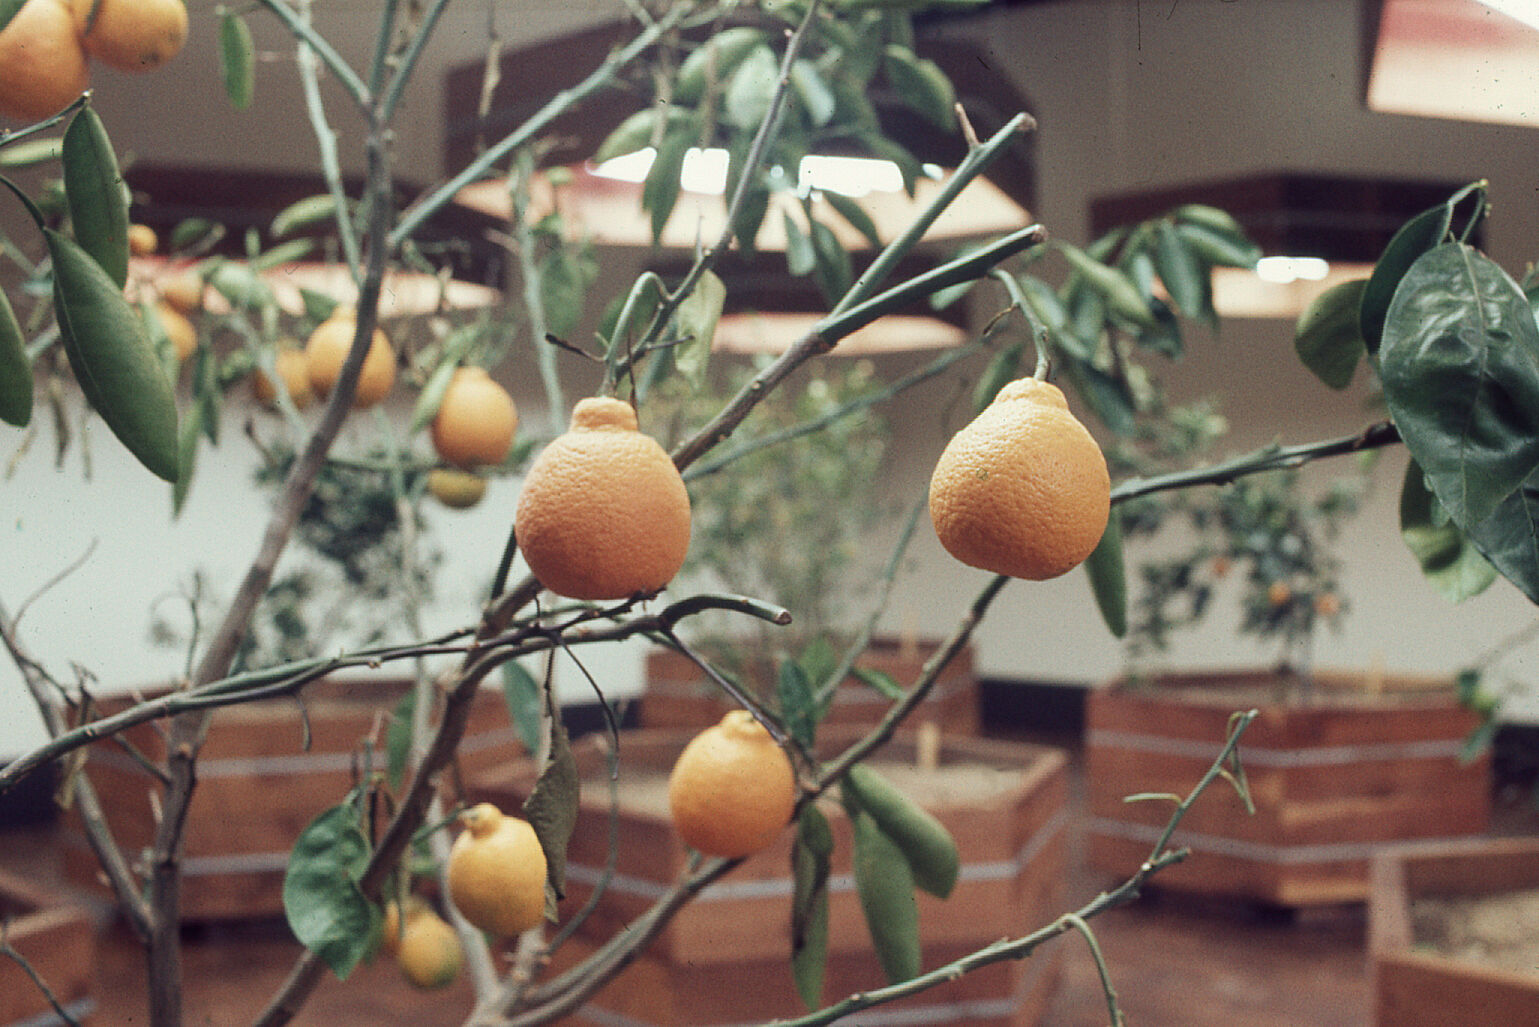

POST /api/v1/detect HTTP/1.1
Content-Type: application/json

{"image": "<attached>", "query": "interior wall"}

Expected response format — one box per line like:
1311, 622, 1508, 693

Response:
5, 1, 1539, 758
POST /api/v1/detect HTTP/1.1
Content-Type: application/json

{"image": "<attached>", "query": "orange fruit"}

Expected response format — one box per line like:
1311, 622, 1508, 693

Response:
928, 376, 1110, 581
1268, 580, 1293, 607
156, 270, 204, 314
251, 346, 313, 410
445, 803, 547, 938
72, 0, 187, 72
304, 311, 396, 409
0, 0, 90, 123
1314, 592, 1342, 617
393, 904, 463, 990
154, 300, 195, 362
514, 396, 691, 601
430, 366, 518, 469
668, 710, 796, 859
427, 467, 487, 510
127, 224, 158, 257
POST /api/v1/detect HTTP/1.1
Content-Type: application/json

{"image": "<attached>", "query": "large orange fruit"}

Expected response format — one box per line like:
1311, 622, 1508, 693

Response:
667, 710, 796, 859
430, 366, 517, 468
514, 396, 691, 601
0, 0, 90, 123
928, 376, 1109, 581
304, 311, 396, 409
445, 803, 548, 938
72, 0, 187, 72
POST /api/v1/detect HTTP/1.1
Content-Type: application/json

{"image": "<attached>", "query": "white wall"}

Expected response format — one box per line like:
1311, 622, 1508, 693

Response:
6, 0, 1539, 756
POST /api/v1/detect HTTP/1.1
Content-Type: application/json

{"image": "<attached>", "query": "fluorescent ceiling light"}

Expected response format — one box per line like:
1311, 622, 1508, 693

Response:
1255, 256, 1330, 284
592, 148, 914, 199
1476, 0, 1539, 32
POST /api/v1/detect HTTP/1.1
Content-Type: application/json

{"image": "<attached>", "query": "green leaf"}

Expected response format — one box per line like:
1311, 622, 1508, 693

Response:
206, 261, 274, 310
63, 106, 129, 289
642, 128, 691, 244
1084, 506, 1127, 637
972, 341, 1022, 414
790, 805, 833, 1011
1174, 220, 1261, 269
821, 191, 882, 251
271, 194, 341, 240
782, 211, 815, 276
673, 268, 725, 389
0, 0, 23, 34
0, 138, 63, 168
675, 26, 768, 106
1152, 219, 1207, 319
1060, 357, 1136, 436
169, 218, 224, 255
249, 238, 316, 273
385, 689, 415, 792
844, 763, 959, 899
1058, 241, 1155, 330
1293, 278, 1368, 390
283, 801, 378, 980
593, 108, 658, 165
1399, 459, 1497, 602
724, 45, 780, 131
881, 45, 955, 129
1173, 203, 1249, 238
732, 180, 771, 255
48, 230, 179, 482
171, 400, 200, 515
220, 11, 256, 111
859, 133, 921, 195
500, 660, 543, 756
789, 58, 836, 127
849, 807, 921, 984
777, 659, 819, 751
1360, 201, 1455, 355
540, 245, 594, 340
1379, 243, 1539, 528
522, 705, 579, 903
849, 666, 903, 702
809, 218, 852, 305
0, 285, 31, 427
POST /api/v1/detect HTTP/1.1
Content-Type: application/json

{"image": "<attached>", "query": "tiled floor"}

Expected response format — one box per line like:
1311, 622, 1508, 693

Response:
6, 731, 1535, 1026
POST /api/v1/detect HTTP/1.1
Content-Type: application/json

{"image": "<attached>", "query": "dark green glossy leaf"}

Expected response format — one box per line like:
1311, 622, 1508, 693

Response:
49, 230, 179, 482
1153, 219, 1207, 318
849, 807, 920, 984
1084, 506, 1127, 637
283, 801, 378, 980
822, 190, 881, 250
790, 805, 832, 1011
1058, 242, 1155, 330
1454, 465, 1539, 605
724, 45, 780, 131
881, 45, 955, 129
220, 12, 256, 111
844, 764, 958, 899
1360, 202, 1454, 355
777, 659, 819, 751
809, 218, 852, 305
673, 268, 724, 389
642, 128, 691, 244
0, 285, 30, 427
1135, 295, 1183, 359
1380, 242, 1539, 528
675, 26, 767, 105
523, 704, 578, 903
1399, 459, 1497, 602
1173, 220, 1261, 269
1294, 278, 1368, 390
500, 660, 543, 755
1061, 357, 1136, 436
63, 106, 129, 288
1122, 246, 1156, 303
1017, 275, 1068, 332
973, 340, 1022, 414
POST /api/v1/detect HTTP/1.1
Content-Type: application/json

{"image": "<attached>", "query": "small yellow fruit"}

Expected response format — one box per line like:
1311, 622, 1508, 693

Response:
446, 803, 548, 938
251, 346, 313, 410
394, 905, 463, 991
156, 270, 204, 314
1268, 580, 1293, 607
427, 467, 488, 510
430, 366, 518, 469
154, 301, 196, 362
304, 312, 396, 409
127, 224, 158, 257
0, 0, 90, 123
668, 710, 796, 859
72, 0, 188, 73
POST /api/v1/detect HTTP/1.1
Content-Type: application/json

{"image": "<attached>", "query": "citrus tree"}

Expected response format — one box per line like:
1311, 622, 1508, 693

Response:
0, 2, 1534, 1027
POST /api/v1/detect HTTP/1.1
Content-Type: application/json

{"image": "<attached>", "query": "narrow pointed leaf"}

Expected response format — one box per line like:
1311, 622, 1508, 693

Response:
844, 764, 958, 899
0, 286, 31, 427
822, 190, 881, 250
63, 106, 129, 288
0, 0, 24, 34
1152, 219, 1207, 318
673, 268, 725, 389
220, 11, 256, 111
1084, 506, 1127, 637
385, 689, 415, 791
849, 807, 921, 984
271, 194, 341, 239
777, 659, 819, 751
809, 219, 852, 305
790, 58, 836, 127
1058, 242, 1155, 330
1399, 459, 1497, 602
48, 229, 179, 482
642, 129, 691, 244
782, 211, 815, 276
500, 660, 543, 755
675, 26, 767, 105
790, 805, 833, 1011
881, 45, 955, 129
1173, 221, 1261, 269
1294, 278, 1368, 390
0, 138, 63, 168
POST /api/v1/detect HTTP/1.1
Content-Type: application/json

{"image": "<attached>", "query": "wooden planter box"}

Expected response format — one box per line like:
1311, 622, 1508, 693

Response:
1370, 837, 1539, 1025
641, 637, 979, 735
63, 676, 519, 920
0, 870, 96, 1027
1086, 669, 1490, 907
472, 730, 1069, 1026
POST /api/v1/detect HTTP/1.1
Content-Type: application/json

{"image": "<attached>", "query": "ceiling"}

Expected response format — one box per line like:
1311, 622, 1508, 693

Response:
1368, 0, 1539, 128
